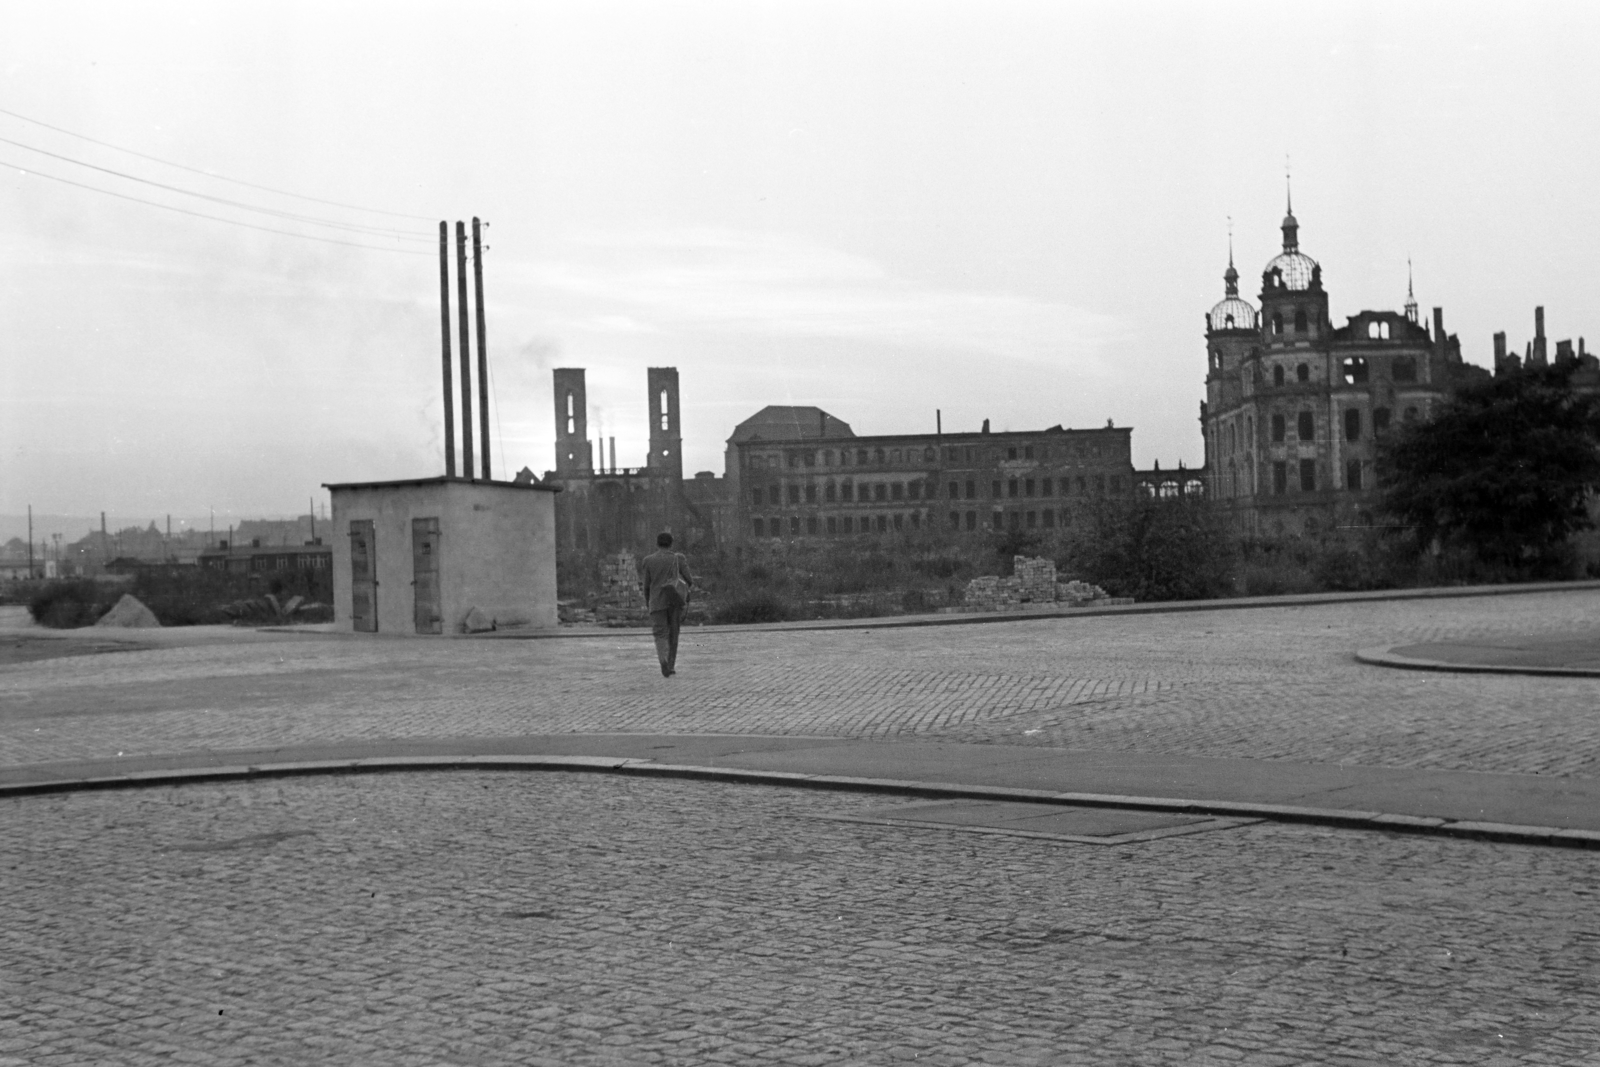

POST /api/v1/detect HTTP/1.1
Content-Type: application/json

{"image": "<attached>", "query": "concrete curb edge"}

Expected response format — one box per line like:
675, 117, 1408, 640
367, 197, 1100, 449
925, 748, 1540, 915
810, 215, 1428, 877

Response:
4, 752, 1596, 851
1355, 646, 1600, 678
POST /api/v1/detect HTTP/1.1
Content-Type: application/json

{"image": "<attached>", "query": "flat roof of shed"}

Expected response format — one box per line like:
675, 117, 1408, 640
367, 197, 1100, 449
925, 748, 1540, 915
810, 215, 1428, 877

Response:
322, 476, 560, 493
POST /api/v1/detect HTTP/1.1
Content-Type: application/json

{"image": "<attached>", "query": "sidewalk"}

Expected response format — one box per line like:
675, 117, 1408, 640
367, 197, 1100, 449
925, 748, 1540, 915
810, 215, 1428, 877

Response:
6, 733, 1598, 849
1359, 628, 1600, 677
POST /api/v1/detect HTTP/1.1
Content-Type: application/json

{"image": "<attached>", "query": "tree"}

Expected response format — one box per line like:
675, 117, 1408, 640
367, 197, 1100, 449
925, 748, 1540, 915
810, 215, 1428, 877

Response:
1378, 363, 1600, 569
1059, 493, 1235, 601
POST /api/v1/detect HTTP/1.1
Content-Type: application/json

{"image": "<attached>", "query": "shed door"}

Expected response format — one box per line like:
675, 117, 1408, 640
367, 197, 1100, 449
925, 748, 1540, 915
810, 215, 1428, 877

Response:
349, 520, 377, 633
411, 517, 442, 635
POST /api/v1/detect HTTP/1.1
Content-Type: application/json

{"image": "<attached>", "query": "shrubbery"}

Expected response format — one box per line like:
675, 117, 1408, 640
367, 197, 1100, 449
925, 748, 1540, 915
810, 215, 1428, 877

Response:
22, 566, 332, 628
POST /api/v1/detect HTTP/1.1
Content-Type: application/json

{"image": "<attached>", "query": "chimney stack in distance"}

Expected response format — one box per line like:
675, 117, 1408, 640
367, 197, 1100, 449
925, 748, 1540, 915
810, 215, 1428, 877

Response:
439, 222, 456, 477
456, 222, 474, 478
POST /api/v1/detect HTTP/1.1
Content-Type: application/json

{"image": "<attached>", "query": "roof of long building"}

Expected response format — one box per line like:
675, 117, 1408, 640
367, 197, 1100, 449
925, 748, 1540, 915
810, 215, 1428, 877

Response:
727, 406, 854, 444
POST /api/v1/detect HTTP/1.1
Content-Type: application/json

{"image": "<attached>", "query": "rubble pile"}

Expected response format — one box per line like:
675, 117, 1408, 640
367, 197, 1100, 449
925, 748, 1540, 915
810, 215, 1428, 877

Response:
597, 550, 644, 608
960, 557, 1123, 612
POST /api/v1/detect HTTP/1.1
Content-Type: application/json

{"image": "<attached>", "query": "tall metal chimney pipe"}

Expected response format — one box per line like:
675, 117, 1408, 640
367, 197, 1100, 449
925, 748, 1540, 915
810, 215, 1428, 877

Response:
472, 217, 491, 480
439, 222, 456, 477
456, 222, 474, 478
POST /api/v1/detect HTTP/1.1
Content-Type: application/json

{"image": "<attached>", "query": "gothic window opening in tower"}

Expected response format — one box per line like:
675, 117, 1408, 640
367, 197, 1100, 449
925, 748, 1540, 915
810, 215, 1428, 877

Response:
565, 392, 576, 434
658, 389, 670, 431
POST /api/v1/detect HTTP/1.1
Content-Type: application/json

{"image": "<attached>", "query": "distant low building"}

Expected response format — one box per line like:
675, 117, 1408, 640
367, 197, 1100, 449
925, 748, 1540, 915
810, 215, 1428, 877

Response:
725, 406, 1145, 540
198, 540, 331, 575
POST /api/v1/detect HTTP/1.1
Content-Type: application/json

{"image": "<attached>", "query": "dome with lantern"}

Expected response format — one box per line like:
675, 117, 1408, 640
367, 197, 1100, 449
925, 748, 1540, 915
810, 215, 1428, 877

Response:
1262, 201, 1319, 292
1208, 254, 1258, 332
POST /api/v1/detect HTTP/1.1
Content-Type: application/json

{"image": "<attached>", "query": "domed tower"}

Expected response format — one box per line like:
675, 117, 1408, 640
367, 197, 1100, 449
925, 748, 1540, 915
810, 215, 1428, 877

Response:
1206, 242, 1259, 385
1258, 189, 1328, 354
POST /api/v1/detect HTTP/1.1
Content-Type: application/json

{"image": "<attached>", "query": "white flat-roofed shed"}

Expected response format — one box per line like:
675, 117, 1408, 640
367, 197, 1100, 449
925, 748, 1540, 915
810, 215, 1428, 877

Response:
324, 476, 561, 635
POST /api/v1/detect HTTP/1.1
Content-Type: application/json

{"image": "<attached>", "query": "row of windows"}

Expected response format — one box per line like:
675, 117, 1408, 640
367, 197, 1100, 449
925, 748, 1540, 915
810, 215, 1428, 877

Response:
747, 440, 1118, 470
753, 513, 928, 537
749, 474, 1123, 506
1265, 460, 1369, 495
1268, 309, 1314, 336
1222, 404, 1424, 458
750, 508, 1080, 538
1258, 356, 1418, 388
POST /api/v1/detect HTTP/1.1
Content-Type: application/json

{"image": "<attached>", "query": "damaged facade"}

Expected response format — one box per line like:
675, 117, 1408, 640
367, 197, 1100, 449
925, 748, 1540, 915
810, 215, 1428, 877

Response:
1201, 200, 1489, 536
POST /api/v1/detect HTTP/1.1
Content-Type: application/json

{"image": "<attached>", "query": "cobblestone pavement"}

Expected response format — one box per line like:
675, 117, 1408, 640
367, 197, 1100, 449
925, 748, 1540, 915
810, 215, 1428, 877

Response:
3, 589, 1600, 777
4, 771, 1598, 1066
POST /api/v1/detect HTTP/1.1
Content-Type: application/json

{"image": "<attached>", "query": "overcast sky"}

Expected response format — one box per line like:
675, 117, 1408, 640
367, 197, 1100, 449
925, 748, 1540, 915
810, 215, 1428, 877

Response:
5, 1, 1600, 532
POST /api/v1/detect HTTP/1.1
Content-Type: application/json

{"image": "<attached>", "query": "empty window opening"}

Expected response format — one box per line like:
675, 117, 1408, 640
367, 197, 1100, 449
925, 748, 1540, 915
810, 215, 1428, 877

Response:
1272, 313, 1284, 335
966, 510, 977, 530
1299, 459, 1316, 492
948, 481, 959, 499
1347, 460, 1363, 491
1296, 363, 1310, 382
1297, 411, 1314, 441
1344, 409, 1361, 441
1273, 461, 1288, 495
1294, 309, 1308, 333
565, 392, 576, 434
1341, 357, 1369, 384
1274, 364, 1285, 386
1392, 356, 1417, 382
658, 389, 670, 431
1373, 408, 1391, 434
1271, 414, 1285, 443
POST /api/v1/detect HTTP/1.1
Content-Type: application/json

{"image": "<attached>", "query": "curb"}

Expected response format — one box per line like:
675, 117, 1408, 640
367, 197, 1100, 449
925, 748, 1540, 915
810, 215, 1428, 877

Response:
483, 579, 1600, 639
1355, 646, 1600, 678
4, 752, 1596, 851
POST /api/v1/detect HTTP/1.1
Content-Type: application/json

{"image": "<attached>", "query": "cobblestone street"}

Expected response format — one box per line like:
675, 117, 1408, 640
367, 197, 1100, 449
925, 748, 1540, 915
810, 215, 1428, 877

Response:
4, 588, 1600, 1064
4, 773, 1598, 1066
4, 590, 1600, 775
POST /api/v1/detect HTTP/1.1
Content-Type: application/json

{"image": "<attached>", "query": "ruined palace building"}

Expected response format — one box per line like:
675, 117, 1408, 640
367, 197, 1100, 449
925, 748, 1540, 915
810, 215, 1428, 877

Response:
542, 196, 1597, 551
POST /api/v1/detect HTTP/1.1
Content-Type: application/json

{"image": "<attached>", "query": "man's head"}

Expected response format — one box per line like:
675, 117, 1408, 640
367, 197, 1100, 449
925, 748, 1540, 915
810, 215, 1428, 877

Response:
656, 532, 673, 548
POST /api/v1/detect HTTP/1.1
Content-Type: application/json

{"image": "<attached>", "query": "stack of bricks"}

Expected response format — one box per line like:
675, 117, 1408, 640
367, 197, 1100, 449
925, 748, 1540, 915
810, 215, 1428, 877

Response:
962, 558, 1119, 612
598, 550, 644, 608
963, 575, 1024, 612
1013, 556, 1057, 602
1057, 579, 1109, 604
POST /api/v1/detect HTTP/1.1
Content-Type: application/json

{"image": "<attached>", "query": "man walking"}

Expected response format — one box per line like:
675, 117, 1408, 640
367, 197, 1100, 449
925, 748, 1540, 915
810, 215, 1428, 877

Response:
639, 532, 693, 677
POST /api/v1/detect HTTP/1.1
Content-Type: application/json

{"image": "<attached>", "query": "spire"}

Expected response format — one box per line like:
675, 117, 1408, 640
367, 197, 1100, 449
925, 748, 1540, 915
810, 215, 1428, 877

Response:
1404, 258, 1418, 323
1281, 162, 1299, 252
1223, 219, 1238, 296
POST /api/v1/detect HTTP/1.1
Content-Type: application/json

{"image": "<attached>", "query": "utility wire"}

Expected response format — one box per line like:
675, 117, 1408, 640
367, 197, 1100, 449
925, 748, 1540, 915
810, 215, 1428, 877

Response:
0, 158, 431, 255
0, 134, 430, 241
0, 104, 434, 222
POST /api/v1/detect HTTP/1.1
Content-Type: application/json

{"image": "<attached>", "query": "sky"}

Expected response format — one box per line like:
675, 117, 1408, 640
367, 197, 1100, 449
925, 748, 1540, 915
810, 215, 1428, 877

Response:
5, 1, 1600, 537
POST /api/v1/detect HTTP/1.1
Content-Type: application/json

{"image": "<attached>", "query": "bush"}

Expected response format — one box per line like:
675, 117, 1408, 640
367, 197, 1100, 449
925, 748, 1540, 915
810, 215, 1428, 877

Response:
710, 590, 794, 625
29, 579, 116, 628
1057, 495, 1235, 601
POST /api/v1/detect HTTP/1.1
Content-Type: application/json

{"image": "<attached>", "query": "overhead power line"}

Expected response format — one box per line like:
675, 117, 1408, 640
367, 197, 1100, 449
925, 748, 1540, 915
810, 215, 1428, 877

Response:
0, 158, 431, 255
0, 134, 431, 242
0, 104, 435, 221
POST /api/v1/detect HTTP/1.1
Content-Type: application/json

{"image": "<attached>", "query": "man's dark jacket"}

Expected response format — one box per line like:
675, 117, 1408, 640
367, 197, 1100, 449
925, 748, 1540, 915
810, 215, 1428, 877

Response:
639, 549, 693, 613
